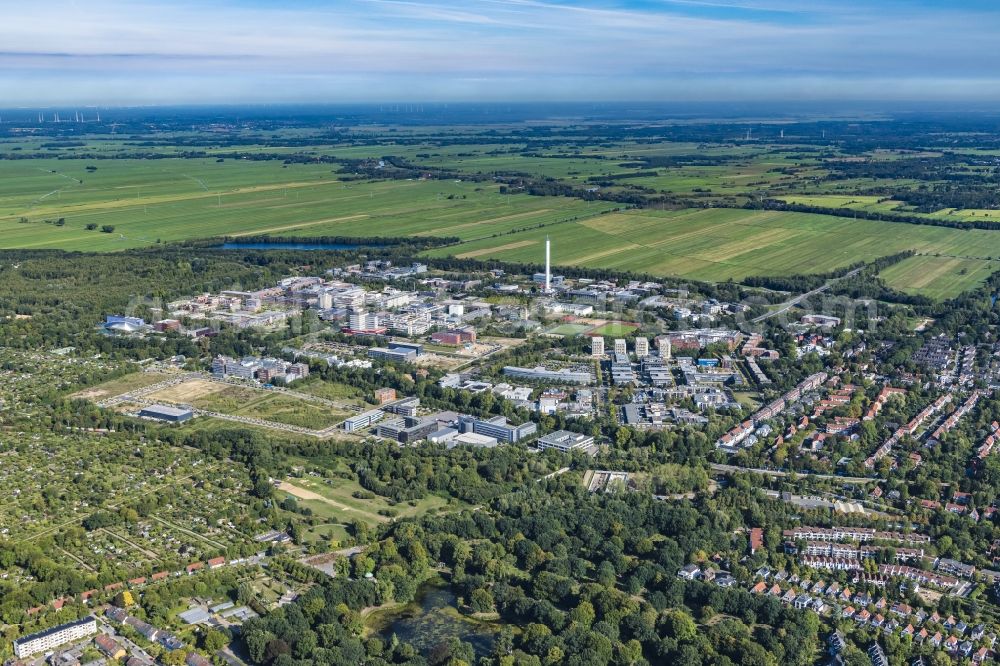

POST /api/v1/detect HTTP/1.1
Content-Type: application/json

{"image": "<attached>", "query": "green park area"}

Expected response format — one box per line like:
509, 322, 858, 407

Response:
278, 475, 460, 529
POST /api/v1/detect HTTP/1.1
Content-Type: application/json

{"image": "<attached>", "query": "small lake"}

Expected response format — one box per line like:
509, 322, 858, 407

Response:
375, 584, 497, 658
218, 241, 375, 251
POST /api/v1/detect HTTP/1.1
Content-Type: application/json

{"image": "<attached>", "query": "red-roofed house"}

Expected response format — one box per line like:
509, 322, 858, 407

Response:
749, 528, 764, 555
186, 562, 204, 575
206, 557, 226, 569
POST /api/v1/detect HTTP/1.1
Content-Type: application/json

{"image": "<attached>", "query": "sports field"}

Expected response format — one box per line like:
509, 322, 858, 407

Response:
588, 321, 640, 337
426, 208, 1000, 289
546, 323, 592, 336
0, 158, 612, 251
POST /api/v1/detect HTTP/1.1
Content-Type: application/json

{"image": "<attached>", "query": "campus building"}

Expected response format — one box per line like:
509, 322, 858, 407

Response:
431, 328, 477, 345
591, 336, 605, 357
458, 415, 537, 443
536, 430, 596, 453
502, 366, 593, 385
139, 404, 194, 423
343, 409, 385, 432
368, 346, 417, 363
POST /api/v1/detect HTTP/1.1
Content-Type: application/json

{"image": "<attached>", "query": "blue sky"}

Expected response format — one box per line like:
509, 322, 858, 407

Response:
3, 0, 1000, 105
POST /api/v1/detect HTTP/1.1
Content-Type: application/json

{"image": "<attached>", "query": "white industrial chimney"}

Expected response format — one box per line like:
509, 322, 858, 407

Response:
545, 236, 551, 293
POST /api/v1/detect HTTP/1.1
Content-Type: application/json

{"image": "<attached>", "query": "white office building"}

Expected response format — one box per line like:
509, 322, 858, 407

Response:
349, 310, 382, 331
635, 337, 649, 358
591, 336, 605, 357
343, 409, 385, 432
614, 338, 627, 355
537, 430, 596, 453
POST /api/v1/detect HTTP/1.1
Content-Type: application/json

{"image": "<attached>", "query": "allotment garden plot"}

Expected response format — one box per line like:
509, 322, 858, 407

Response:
0, 434, 259, 576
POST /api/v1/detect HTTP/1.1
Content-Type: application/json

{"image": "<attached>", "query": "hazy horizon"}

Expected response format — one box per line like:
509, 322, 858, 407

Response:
3, 0, 1000, 107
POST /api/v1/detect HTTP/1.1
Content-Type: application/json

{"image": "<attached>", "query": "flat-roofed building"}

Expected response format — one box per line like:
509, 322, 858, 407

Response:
634, 337, 649, 358
458, 415, 537, 443
537, 430, 595, 453
13, 617, 97, 658
591, 336, 605, 357
343, 409, 385, 432
502, 366, 593, 384
450, 432, 499, 448
368, 347, 416, 363
139, 404, 194, 423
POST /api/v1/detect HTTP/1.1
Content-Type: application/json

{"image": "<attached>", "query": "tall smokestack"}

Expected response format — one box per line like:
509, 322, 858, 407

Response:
545, 236, 551, 293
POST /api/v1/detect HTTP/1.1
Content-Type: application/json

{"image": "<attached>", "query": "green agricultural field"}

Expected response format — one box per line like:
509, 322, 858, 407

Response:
778, 195, 905, 214
427, 207, 1000, 287
778, 194, 1000, 223
879, 255, 1000, 300
0, 158, 613, 251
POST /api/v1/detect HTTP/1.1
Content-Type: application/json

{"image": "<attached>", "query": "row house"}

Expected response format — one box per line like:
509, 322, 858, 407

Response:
931, 390, 982, 440
800, 555, 861, 572
878, 564, 960, 590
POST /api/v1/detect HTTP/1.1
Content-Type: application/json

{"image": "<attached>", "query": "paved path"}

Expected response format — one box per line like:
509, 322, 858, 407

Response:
750, 267, 863, 324
710, 463, 878, 484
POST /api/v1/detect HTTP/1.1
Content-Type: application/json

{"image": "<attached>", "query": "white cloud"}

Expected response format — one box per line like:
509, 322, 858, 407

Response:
1, 0, 999, 104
